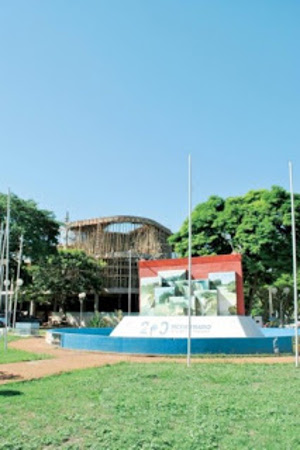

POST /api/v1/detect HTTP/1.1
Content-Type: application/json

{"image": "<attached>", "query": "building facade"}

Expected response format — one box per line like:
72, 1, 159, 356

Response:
68, 215, 172, 312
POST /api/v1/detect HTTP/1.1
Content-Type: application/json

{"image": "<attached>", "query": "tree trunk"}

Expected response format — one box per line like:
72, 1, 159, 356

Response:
94, 293, 99, 313
29, 300, 36, 316
246, 273, 258, 315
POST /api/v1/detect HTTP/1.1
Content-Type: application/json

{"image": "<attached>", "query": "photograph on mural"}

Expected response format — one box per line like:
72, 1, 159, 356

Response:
140, 270, 238, 316
175, 280, 189, 297
208, 272, 237, 315
194, 290, 218, 316
140, 276, 160, 315
168, 296, 189, 315
158, 270, 187, 287
154, 287, 175, 304
192, 279, 210, 291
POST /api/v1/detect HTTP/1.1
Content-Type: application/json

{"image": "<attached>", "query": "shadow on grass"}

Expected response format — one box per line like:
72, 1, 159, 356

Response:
0, 389, 23, 396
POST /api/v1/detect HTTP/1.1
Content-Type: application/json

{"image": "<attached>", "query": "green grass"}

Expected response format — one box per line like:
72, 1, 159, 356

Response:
0, 363, 300, 449
0, 336, 51, 364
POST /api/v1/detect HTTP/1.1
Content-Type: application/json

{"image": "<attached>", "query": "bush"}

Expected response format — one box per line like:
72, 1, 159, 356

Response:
88, 310, 123, 328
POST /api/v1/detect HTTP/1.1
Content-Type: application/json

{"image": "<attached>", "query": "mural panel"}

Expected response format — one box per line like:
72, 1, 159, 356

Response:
140, 269, 237, 316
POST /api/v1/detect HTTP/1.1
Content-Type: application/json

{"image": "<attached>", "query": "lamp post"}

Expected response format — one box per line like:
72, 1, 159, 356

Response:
3, 278, 10, 350
281, 287, 290, 327
13, 278, 23, 328
128, 249, 132, 315
13, 234, 24, 328
268, 287, 277, 320
78, 292, 86, 327
3, 278, 10, 320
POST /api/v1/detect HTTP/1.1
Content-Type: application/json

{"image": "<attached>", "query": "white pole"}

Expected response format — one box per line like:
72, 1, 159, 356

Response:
128, 249, 132, 315
0, 229, 7, 318
8, 278, 13, 323
13, 234, 24, 328
65, 211, 69, 249
0, 223, 4, 311
289, 161, 298, 368
268, 288, 273, 319
187, 155, 192, 367
4, 190, 11, 351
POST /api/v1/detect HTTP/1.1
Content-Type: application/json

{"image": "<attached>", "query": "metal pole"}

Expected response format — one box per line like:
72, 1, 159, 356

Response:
187, 155, 192, 367
65, 211, 69, 249
268, 288, 273, 319
0, 228, 7, 301
78, 292, 86, 327
8, 278, 13, 325
80, 300, 83, 327
4, 190, 11, 351
289, 162, 298, 367
0, 231, 7, 319
0, 223, 4, 311
128, 249, 132, 315
13, 234, 24, 328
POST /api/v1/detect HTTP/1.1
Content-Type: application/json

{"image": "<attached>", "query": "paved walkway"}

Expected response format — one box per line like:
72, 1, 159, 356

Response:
0, 337, 294, 385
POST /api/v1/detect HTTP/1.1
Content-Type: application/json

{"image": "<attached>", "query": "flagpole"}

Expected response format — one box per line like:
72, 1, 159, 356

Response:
289, 162, 298, 368
4, 189, 11, 351
13, 234, 24, 328
187, 155, 192, 367
0, 223, 4, 311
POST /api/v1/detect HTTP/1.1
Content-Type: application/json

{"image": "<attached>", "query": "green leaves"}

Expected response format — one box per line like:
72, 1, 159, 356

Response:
169, 186, 300, 313
0, 192, 60, 264
25, 249, 104, 308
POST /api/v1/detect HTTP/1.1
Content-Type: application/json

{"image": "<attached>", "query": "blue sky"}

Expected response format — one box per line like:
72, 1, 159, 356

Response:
0, 1, 299, 232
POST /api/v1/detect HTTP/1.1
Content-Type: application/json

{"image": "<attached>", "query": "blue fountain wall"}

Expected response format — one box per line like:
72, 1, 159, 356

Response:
49, 327, 294, 355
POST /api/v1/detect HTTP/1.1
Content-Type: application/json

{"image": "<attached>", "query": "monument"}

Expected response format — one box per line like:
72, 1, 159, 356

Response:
112, 254, 264, 339
47, 253, 292, 354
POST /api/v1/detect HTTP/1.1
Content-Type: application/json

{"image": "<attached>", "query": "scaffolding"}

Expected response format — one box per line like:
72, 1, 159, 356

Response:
67, 216, 172, 294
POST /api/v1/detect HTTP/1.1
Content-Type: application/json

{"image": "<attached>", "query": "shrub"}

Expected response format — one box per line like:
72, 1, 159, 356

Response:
88, 310, 123, 328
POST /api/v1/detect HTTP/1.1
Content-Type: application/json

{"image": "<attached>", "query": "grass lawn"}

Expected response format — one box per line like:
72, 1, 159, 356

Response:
0, 336, 51, 364
0, 363, 300, 449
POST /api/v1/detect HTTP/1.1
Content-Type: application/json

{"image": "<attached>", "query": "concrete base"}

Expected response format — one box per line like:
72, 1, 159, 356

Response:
110, 316, 264, 338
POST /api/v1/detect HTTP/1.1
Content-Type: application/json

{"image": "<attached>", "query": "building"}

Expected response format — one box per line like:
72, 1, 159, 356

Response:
67, 215, 172, 312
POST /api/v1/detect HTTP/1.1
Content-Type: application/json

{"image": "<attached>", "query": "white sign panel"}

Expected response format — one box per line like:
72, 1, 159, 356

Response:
110, 316, 263, 338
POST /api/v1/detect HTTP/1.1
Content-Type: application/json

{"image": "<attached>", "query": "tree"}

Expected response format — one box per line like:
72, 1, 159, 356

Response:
253, 271, 300, 324
0, 193, 60, 264
25, 249, 104, 312
169, 186, 300, 314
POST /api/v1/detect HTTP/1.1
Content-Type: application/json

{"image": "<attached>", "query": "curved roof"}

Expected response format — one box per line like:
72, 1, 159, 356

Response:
69, 215, 172, 235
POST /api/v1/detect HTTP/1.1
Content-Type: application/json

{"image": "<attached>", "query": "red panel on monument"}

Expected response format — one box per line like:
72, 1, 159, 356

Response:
138, 254, 245, 315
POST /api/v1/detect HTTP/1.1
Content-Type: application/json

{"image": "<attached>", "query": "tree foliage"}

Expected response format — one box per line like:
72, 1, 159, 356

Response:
252, 271, 300, 323
25, 249, 104, 310
0, 193, 60, 263
169, 186, 300, 314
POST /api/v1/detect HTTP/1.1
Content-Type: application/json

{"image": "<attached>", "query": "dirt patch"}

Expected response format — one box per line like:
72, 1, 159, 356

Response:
0, 337, 295, 385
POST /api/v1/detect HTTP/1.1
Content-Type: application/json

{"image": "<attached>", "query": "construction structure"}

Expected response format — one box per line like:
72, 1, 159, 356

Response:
67, 215, 172, 312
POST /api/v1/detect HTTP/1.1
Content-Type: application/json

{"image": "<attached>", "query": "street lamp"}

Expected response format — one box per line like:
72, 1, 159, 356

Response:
281, 287, 290, 327
128, 249, 132, 315
268, 287, 277, 320
3, 279, 11, 334
78, 292, 86, 327
13, 278, 23, 328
